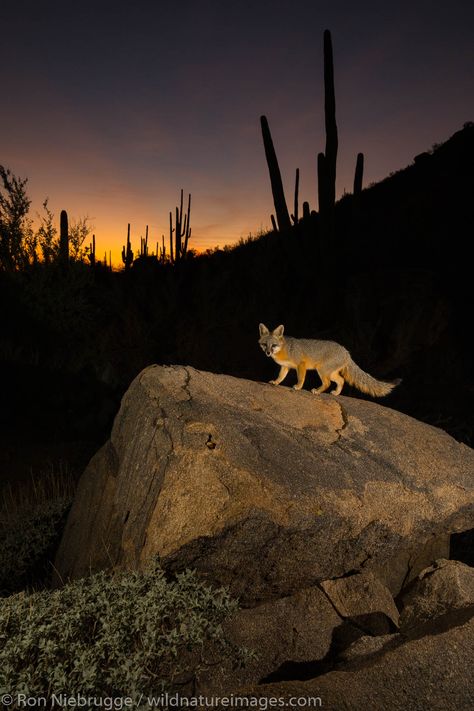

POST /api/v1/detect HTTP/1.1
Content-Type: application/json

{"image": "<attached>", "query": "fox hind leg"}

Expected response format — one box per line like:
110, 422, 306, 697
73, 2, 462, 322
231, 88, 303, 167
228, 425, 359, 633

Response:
329, 370, 345, 396
312, 365, 345, 395
312, 371, 331, 394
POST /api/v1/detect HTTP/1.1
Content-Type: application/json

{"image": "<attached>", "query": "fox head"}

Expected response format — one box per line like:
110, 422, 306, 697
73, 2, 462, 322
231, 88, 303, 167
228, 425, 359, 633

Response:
258, 323, 285, 357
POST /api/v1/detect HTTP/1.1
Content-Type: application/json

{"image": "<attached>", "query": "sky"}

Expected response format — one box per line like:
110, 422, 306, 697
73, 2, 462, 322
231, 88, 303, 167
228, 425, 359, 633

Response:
1, 0, 473, 264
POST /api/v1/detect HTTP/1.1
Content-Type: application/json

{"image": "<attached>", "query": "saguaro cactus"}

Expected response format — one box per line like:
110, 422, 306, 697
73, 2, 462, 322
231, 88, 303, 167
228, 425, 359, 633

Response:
169, 190, 192, 264
260, 115, 291, 232
158, 234, 167, 263
317, 153, 328, 218
323, 29, 338, 210
352, 152, 365, 236
87, 234, 96, 266
291, 168, 300, 224
121, 224, 133, 270
316, 29, 339, 260
59, 210, 69, 265
353, 152, 364, 195
140, 226, 149, 257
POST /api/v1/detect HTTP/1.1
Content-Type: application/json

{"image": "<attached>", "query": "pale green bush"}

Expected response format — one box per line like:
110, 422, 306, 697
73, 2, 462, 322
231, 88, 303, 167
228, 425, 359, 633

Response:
0, 563, 249, 698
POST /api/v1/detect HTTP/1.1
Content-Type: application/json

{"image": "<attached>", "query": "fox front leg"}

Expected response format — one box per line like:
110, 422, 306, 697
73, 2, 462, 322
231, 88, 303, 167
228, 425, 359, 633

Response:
293, 362, 307, 390
270, 365, 289, 385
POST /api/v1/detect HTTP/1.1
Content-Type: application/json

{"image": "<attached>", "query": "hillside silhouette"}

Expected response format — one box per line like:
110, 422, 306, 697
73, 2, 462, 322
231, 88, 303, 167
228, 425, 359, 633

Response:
0, 122, 473, 483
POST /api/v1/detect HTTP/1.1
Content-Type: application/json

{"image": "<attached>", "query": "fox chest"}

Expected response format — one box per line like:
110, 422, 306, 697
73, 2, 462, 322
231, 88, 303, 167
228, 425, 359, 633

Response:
273, 354, 298, 368
274, 354, 317, 369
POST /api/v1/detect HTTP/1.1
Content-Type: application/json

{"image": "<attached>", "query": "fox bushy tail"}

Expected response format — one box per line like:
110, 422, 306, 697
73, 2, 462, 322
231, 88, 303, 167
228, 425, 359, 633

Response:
342, 360, 401, 398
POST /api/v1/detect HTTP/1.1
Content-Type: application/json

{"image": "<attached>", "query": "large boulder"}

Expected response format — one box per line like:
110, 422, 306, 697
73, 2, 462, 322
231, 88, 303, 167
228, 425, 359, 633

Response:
55, 365, 474, 603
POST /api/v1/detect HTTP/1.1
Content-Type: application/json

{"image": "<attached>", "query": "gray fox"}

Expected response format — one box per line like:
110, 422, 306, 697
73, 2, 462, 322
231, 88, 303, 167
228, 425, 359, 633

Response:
258, 323, 401, 397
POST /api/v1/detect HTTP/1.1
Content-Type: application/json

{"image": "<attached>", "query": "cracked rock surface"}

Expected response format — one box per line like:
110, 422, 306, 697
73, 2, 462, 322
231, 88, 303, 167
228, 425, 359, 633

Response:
55, 365, 474, 603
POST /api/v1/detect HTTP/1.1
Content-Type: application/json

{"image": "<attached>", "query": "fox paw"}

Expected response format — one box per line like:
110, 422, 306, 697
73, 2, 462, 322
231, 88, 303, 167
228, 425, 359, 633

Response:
311, 388, 321, 395
293, 385, 303, 391
269, 380, 279, 386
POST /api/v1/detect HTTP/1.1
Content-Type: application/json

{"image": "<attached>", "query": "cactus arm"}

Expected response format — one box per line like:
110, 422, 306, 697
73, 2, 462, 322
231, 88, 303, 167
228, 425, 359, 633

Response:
260, 115, 291, 232
353, 152, 364, 195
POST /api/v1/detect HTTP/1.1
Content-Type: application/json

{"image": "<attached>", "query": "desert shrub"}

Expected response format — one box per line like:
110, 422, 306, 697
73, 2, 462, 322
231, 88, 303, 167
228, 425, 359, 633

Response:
0, 563, 250, 699
0, 473, 74, 595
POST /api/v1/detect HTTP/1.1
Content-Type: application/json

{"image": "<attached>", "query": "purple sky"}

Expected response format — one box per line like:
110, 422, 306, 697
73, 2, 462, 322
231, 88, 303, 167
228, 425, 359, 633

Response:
1, 0, 473, 262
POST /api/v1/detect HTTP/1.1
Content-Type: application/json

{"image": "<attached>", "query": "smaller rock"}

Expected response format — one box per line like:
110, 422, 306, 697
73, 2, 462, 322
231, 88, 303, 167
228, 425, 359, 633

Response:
400, 558, 474, 629
321, 571, 399, 634
199, 586, 341, 693
338, 634, 398, 664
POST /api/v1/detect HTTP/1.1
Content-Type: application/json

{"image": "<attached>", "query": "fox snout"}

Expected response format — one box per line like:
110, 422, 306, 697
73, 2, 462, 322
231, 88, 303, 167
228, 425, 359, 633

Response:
260, 342, 280, 357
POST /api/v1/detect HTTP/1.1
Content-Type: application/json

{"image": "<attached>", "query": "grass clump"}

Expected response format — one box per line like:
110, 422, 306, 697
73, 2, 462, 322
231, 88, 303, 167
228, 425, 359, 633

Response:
0, 471, 74, 596
0, 562, 250, 698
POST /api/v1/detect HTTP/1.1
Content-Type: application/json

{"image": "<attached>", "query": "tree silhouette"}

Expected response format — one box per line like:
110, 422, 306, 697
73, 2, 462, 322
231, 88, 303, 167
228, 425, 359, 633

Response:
0, 165, 32, 270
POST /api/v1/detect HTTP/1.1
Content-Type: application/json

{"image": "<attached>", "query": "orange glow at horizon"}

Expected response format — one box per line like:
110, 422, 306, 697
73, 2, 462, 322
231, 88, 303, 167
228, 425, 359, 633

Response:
80, 224, 261, 268
2, 1, 472, 273
29, 196, 264, 268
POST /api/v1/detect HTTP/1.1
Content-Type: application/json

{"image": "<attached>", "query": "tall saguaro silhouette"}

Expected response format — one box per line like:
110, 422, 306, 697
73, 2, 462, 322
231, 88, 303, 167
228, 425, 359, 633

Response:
323, 29, 338, 209
260, 115, 291, 232
317, 30, 338, 259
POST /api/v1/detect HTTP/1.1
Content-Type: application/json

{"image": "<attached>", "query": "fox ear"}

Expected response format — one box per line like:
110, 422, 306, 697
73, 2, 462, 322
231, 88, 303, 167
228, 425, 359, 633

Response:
259, 323, 270, 336
273, 325, 284, 336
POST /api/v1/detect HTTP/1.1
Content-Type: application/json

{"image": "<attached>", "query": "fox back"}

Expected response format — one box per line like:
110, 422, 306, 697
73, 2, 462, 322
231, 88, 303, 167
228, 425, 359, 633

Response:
258, 324, 349, 369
